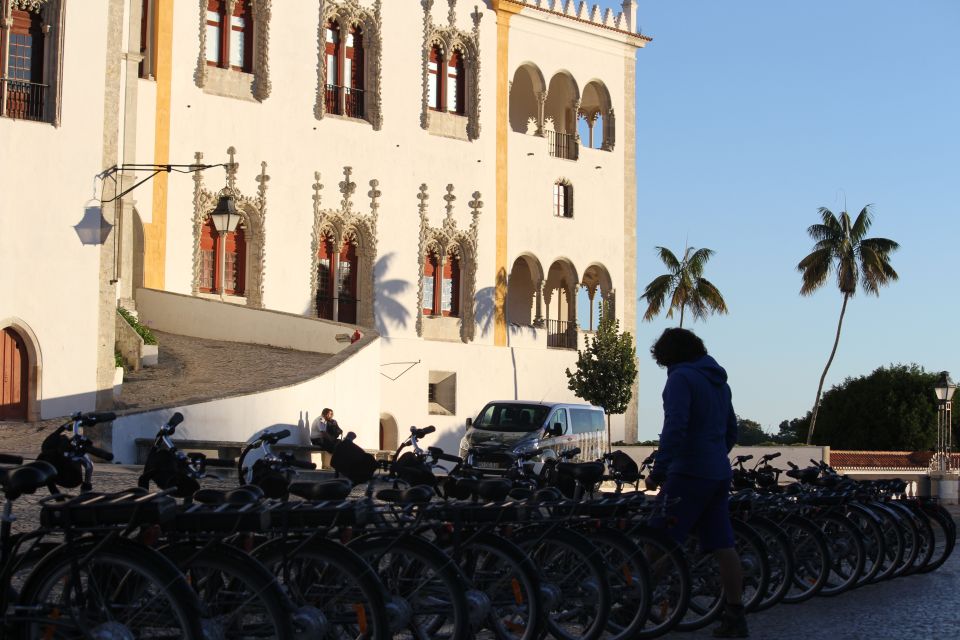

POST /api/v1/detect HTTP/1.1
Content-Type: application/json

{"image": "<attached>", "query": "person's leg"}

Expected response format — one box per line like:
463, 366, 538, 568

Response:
714, 547, 743, 605
696, 480, 747, 638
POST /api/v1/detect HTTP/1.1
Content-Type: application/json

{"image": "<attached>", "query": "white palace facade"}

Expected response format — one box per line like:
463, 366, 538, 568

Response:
0, 0, 648, 459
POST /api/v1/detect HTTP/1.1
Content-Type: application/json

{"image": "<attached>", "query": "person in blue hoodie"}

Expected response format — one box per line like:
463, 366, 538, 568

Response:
645, 327, 747, 638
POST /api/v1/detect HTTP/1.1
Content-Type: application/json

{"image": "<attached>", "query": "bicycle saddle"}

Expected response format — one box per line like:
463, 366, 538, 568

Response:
0, 460, 57, 499
376, 485, 434, 505
193, 484, 265, 506
556, 461, 605, 485
288, 479, 352, 501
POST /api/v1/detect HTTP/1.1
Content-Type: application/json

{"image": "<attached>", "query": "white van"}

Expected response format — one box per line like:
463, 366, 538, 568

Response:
457, 400, 606, 471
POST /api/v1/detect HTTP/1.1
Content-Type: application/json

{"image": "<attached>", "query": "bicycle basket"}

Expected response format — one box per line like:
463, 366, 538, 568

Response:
38, 432, 82, 489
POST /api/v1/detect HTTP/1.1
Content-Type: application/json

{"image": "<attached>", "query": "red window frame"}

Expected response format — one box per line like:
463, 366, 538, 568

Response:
345, 25, 363, 90
4, 9, 44, 83
422, 251, 461, 317
317, 233, 335, 319
199, 218, 246, 295
206, 0, 253, 73
447, 50, 465, 115
199, 218, 217, 292
428, 45, 443, 111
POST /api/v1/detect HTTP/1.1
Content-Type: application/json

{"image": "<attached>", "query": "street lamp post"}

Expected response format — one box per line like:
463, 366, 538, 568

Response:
933, 371, 956, 473
208, 193, 240, 301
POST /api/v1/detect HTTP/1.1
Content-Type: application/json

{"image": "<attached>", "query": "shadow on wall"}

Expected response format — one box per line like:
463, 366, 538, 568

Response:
374, 253, 411, 336
474, 286, 495, 338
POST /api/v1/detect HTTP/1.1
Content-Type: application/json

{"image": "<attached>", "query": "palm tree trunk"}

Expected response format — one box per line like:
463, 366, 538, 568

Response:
679, 303, 685, 328
806, 293, 850, 445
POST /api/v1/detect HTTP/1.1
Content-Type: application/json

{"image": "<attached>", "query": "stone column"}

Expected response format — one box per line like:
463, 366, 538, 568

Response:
533, 278, 544, 327
535, 90, 547, 137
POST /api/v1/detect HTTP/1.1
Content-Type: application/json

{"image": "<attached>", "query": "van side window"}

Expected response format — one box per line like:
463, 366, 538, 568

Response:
548, 409, 568, 435
570, 408, 604, 434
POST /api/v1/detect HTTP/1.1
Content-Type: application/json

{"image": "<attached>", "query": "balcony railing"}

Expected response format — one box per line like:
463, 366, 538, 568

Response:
547, 130, 579, 161
324, 84, 365, 119
0, 79, 47, 122
546, 319, 577, 350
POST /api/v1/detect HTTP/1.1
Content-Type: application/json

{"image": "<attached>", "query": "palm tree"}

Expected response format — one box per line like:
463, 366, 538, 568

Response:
641, 246, 728, 327
798, 205, 899, 444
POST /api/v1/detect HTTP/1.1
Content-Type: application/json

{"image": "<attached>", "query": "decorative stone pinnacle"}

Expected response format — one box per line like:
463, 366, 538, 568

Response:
225, 146, 238, 190
443, 184, 456, 220
421, 0, 433, 11
255, 161, 270, 201
312, 172, 324, 209
368, 179, 382, 215
417, 184, 430, 209
448, 0, 457, 26
471, 5, 483, 31
339, 166, 356, 212
469, 191, 483, 213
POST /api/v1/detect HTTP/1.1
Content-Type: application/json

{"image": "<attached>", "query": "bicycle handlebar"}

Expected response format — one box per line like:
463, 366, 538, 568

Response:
260, 429, 291, 444
168, 412, 184, 428
428, 446, 462, 465
558, 447, 581, 460
81, 412, 116, 426
410, 425, 436, 439
85, 444, 114, 462
763, 452, 781, 461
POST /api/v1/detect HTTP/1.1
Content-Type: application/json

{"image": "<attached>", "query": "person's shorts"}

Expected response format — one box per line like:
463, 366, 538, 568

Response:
650, 474, 735, 553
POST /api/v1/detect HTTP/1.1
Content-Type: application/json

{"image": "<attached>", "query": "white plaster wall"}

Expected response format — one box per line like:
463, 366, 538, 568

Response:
145, 1, 636, 446
135, 287, 358, 354
110, 333, 381, 463
0, 3, 111, 417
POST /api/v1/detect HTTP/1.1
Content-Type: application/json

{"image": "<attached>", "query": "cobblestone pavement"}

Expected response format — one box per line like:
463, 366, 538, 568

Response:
0, 330, 332, 456
3, 462, 957, 638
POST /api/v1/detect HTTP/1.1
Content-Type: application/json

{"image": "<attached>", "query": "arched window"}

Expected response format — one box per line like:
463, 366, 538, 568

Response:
338, 239, 358, 324
316, 232, 335, 319
428, 44, 443, 111
324, 20, 365, 118
553, 180, 573, 218
316, 234, 360, 323
206, 0, 253, 72
423, 250, 461, 317
1, 8, 45, 121
199, 217, 246, 295
447, 50, 465, 115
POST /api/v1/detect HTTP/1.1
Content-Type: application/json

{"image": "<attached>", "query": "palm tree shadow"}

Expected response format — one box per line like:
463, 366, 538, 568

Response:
375, 253, 411, 336
474, 287, 496, 339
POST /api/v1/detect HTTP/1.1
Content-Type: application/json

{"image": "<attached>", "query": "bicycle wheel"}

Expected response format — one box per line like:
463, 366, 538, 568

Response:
450, 530, 545, 640
901, 503, 936, 575
349, 533, 471, 640
845, 504, 885, 586
511, 525, 611, 640
779, 515, 829, 604
625, 524, 690, 638
744, 516, 793, 612
161, 540, 295, 639
866, 502, 905, 583
884, 501, 920, 578
580, 526, 651, 640
912, 501, 956, 573
817, 513, 865, 596
254, 536, 392, 640
16, 536, 205, 639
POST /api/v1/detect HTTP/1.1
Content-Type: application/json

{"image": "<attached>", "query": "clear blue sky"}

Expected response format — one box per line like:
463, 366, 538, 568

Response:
592, 1, 960, 439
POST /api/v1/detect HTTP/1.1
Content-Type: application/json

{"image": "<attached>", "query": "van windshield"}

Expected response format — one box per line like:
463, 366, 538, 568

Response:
473, 404, 550, 433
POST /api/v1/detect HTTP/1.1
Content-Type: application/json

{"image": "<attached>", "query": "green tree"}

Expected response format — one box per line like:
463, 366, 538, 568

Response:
736, 417, 769, 446
797, 205, 899, 444
801, 364, 941, 450
641, 246, 728, 327
565, 311, 639, 452
775, 416, 810, 445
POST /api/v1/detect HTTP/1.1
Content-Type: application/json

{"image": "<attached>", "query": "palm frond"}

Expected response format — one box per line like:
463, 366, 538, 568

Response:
858, 236, 900, 255
849, 205, 874, 243
807, 223, 841, 243
798, 247, 833, 295
837, 255, 858, 294
817, 207, 841, 230
641, 274, 674, 321
654, 246, 681, 272
695, 278, 729, 314
686, 247, 715, 278
859, 244, 899, 295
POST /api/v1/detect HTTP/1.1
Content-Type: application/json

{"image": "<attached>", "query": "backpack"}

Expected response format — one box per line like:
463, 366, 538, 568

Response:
37, 432, 81, 489
325, 419, 343, 439
330, 438, 377, 485
608, 450, 640, 483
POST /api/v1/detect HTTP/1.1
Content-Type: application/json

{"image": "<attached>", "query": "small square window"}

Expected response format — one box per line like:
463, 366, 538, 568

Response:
428, 371, 456, 415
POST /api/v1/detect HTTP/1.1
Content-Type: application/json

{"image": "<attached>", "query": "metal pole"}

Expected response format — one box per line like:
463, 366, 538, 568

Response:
219, 230, 227, 302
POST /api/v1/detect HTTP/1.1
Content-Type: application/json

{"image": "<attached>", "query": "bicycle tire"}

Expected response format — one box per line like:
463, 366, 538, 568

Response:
624, 524, 691, 638
511, 524, 611, 640
912, 501, 956, 573
845, 503, 886, 586
348, 532, 471, 640
254, 536, 392, 640
778, 514, 830, 604
448, 530, 545, 640
578, 526, 652, 640
865, 502, 906, 583
161, 540, 295, 639
744, 516, 793, 612
817, 512, 865, 597
884, 501, 921, 578
902, 502, 936, 575
16, 536, 205, 640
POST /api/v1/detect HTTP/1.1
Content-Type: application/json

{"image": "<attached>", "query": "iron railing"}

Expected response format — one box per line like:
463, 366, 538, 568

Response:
546, 319, 577, 350
547, 130, 579, 161
324, 84, 365, 119
0, 79, 47, 122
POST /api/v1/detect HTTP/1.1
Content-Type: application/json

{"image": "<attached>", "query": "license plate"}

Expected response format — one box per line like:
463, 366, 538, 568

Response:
476, 461, 504, 469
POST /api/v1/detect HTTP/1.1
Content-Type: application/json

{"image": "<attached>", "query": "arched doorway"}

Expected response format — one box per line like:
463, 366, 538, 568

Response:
1, 328, 29, 420
379, 413, 398, 451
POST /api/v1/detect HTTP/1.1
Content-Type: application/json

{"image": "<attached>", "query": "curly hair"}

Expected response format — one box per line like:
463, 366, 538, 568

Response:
650, 328, 707, 367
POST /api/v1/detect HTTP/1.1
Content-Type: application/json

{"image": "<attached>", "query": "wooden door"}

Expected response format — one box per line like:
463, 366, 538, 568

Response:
0, 328, 28, 420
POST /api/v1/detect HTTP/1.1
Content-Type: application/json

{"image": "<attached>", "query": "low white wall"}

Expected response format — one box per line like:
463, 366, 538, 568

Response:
614, 445, 832, 479
135, 288, 356, 354
110, 335, 381, 464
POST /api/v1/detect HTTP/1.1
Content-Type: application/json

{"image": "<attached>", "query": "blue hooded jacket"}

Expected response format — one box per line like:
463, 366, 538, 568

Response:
650, 355, 737, 482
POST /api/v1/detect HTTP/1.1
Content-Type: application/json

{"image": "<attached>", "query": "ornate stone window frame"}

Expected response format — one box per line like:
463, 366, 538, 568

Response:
0, 0, 66, 126
194, 0, 272, 102
419, 0, 482, 141
315, 0, 383, 129
415, 183, 482, 343
190, 147, 269, 308
308, 166, 380, 328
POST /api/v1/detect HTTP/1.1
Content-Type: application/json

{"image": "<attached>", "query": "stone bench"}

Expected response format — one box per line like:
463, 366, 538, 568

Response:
135, 437, 394, 469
